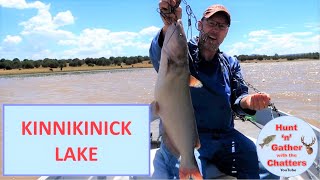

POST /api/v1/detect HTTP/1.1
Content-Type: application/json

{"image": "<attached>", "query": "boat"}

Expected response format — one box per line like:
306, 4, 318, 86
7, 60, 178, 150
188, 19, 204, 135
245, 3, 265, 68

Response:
39, 107, 319, 180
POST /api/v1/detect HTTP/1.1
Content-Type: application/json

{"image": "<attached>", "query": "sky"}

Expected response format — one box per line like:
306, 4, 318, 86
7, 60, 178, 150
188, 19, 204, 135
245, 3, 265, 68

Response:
0, 0, 319, 60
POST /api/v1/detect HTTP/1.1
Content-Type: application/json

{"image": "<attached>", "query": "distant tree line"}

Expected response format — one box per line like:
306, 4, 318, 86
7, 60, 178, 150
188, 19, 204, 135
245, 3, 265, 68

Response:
0, 55, 150, 70
235, 52, 319, 61
1, 52, 319, 70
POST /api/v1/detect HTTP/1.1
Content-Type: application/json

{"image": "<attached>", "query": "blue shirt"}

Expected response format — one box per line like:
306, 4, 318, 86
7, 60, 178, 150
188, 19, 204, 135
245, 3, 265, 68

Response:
149, 30, 255, 134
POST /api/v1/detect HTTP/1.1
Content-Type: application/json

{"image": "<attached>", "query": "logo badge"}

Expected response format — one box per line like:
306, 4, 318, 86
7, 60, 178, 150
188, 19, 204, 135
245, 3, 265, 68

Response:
257, 116, 318, 177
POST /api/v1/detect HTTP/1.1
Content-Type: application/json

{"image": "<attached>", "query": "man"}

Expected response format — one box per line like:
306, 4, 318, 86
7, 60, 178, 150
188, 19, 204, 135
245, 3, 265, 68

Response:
149, 0, 273, 179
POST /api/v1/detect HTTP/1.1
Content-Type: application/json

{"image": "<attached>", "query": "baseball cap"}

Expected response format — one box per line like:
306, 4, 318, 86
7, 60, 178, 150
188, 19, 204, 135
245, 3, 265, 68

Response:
203, 4, 231, 25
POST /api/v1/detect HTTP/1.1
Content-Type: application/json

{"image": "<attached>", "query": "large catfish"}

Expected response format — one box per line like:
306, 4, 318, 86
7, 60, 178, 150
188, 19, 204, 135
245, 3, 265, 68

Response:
153, 19, 202, 179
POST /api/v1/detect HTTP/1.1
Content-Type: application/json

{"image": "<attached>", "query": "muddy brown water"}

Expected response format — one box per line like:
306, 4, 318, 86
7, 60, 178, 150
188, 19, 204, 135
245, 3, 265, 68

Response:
0, 60, 319, 179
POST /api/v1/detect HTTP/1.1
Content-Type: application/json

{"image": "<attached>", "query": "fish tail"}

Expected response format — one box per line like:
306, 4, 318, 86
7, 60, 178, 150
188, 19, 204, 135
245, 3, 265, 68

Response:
189, 75, 203, 88
179, 157, 202, 179
259, 143, 264, 149
179, 167, 202, 180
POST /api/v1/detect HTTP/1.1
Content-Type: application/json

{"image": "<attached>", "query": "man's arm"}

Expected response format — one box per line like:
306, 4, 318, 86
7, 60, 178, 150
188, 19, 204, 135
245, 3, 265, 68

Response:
149, 30, 166, 72
230, 57, 270, 115
230, 57, 256, 116
240, 92, 270, 110
231, 57, 270, 115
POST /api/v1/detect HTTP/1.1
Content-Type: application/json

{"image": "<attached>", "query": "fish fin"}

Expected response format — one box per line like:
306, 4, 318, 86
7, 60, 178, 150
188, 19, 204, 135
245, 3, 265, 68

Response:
149, 101, 160, 122
154, 101, 159, 114
189, 75, 203, 88
195, 137, 201, 149
259, 143, 264, 149
180, 156, 202, 180
179, 167, 203, 180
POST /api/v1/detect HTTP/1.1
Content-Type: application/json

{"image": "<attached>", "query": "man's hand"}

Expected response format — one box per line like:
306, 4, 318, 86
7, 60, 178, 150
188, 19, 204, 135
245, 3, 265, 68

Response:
159, 0, 182, 34
240, 93, 271, 110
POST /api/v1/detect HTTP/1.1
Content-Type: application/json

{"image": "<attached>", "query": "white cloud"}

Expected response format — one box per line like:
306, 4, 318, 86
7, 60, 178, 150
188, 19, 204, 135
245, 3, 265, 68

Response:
20, 8, 54, 33
53, 10, 74, 27
289, 32, 313, 36
304, 22, 320, 31
58, 39, 77, 46
0, 0, 49, 10
30, 49, 52, 60
248, 30, 271, 37
0, 0, 157, 59
248, 30, 272, 42
227, 42, 254, 56
3, 35, 22, 44
2, 0, 74, 40
66, 28, 141, 50
109, 31, 140, 43
227, 30, 320, 56
61, 44, 125, 59
12, 4, 76, 53
20, 9, 75, 35
310, 35, 320, 42
78, 28, 111, 48
275, 26, 286, 29
139, 26, 160, 36
56, 27, 153, 59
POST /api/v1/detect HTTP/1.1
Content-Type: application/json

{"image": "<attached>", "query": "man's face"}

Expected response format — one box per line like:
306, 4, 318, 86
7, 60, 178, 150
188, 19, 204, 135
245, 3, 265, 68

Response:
198, 12, 229, 52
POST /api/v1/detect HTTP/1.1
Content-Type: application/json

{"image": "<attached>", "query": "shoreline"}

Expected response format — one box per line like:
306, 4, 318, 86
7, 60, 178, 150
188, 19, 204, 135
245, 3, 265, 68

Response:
240, 58, 318, 63
0, 62, 154, 76
0, 58, 317, 76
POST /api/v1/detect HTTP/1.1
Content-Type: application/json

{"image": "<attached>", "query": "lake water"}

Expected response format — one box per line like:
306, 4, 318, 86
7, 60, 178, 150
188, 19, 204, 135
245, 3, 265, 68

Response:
0, 60, 319, 179
0, 60, 318, 126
